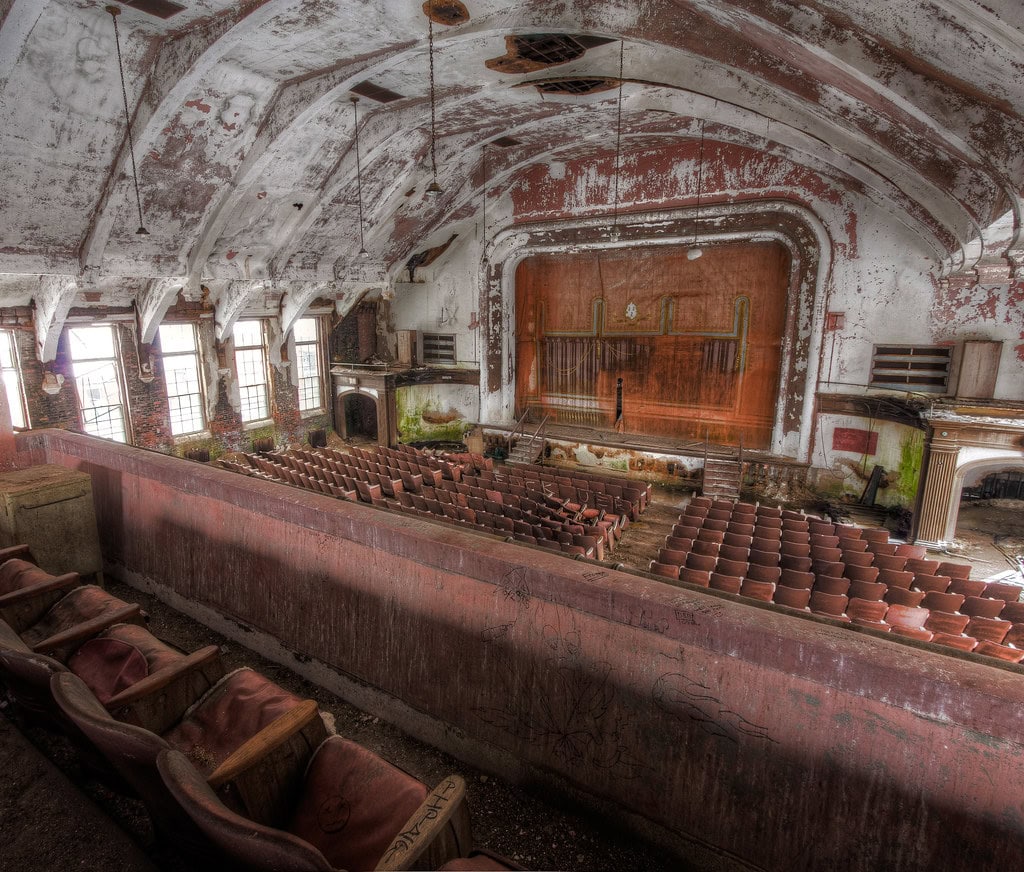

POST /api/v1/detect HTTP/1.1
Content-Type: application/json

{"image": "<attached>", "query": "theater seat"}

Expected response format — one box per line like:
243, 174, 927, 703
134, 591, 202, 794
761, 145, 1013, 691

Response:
1, 619, 221, 735
0, 558, 82, 634
53, 668, 328, 851
158, 737, 472, 871
7, 585, 145, 667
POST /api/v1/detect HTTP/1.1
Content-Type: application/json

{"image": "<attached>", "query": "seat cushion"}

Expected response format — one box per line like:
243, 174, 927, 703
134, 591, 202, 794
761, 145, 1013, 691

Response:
164, 668, 305, 775
66, 637, 150, 704
66, 624, 184, 704
102, 623, 184, 673
0, 559, 49, 595
20, 586, 132, 650
288, 736, 428, 872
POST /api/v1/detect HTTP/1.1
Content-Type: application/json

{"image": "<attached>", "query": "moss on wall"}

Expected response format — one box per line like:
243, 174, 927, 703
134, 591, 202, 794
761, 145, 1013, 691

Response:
892, 429, 925, 505
395, 387, 471, 443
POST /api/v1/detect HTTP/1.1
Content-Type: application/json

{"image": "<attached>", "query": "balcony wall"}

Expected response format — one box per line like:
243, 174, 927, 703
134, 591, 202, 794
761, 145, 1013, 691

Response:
19, 429, 1024, 871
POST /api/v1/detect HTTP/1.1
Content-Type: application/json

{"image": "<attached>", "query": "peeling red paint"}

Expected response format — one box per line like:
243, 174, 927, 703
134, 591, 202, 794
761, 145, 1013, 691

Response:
185, 99, 212, 114
225, 250, 238, 260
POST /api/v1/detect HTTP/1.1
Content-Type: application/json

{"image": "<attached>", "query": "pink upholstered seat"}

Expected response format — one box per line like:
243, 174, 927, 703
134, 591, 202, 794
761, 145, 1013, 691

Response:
19, 586, 142, 656
157, 737, 471, 872
288, 738, 432, 871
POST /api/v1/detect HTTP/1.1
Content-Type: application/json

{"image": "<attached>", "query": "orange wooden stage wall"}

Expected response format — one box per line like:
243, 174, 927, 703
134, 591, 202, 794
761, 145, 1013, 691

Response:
515, 242, 790, 450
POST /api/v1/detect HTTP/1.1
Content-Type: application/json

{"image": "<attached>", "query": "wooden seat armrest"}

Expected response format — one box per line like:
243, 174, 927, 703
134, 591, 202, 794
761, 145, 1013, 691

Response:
0, 618, 31, 652
105, 645, 222, 710
31, 604, 143, 656
0, 545, 33, 564
0, 573, 80, 607
207, 699, 321, 790
376, 775, 469, 872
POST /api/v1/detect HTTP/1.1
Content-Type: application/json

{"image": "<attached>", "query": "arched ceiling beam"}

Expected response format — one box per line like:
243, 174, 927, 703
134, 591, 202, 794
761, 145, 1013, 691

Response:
137, 276, 188, 345
32, 275, 77, 363
78, 1, 277, 276
213, 279, 272, 341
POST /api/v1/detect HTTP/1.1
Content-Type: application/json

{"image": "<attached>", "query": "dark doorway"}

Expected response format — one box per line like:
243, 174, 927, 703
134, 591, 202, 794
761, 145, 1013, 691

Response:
340, 393, 378, 440
978, 470, 1024, 500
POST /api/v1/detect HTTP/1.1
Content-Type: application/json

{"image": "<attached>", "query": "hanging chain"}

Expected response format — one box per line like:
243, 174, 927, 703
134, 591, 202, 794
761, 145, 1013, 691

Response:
611, 39, 625, 228
351, 98, 366, 252
428, 12, 439, 184
109, 7, 146, 231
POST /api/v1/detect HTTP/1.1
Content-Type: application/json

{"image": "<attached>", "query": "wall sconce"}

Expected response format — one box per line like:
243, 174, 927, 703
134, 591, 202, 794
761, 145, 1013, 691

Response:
138, 342, 155, 383
41, 371, 64, 395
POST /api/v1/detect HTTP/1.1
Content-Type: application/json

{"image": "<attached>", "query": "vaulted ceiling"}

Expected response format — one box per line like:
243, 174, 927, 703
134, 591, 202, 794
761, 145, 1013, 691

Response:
1, 0, 1022, 355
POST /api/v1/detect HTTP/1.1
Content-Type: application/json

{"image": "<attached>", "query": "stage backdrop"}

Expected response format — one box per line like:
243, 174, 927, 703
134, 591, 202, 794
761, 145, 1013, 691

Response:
515, 242, 790, 450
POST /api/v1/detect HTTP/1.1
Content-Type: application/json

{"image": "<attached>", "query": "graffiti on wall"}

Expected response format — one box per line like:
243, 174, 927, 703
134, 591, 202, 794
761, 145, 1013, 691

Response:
476, 573, 648, 777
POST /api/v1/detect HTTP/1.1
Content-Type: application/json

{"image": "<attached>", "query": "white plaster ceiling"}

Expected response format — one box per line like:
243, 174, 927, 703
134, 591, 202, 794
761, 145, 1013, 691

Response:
0, 0, 1022, 355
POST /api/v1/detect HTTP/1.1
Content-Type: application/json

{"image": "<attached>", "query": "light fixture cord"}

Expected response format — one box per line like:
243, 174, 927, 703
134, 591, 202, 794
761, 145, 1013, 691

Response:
611, 39, 625, 228
109, 7, 146, 231
351, 98, 366, 252
481, 143, 488, 243
428, 11, 439, 185
693, 119, 706, 244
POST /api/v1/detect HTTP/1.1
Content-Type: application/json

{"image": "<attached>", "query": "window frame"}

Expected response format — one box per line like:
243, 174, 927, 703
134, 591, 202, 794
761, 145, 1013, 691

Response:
293, 316, 326, 414
233, 319, 272, 425
0, 330, 29, 430
159, 322, 207, 437
67, 324, 131, 443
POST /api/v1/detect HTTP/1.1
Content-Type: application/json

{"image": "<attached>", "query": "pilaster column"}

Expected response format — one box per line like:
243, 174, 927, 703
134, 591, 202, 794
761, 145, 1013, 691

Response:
913, 434, 961, 547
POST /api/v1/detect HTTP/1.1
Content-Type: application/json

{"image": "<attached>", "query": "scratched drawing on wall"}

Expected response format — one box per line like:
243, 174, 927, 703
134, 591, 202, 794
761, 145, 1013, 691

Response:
476, 602, 647, 778
653, 654, 775, 746
481, 566, 532, 642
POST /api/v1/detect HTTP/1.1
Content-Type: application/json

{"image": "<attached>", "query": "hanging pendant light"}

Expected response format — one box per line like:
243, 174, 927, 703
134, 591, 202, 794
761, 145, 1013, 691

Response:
687, 119, 706, 260
609, 39, 625, 240
106, 5, 149, 236
350, 96, 369, 257
425, 8, 443, 196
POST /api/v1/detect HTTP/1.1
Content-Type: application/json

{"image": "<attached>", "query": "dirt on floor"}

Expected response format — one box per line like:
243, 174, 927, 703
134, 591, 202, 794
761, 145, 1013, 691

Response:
948, 499, 1024, 580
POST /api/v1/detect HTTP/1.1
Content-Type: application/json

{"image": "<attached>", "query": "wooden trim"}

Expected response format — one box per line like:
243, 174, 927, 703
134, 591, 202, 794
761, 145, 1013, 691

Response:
206, 699, 321, 789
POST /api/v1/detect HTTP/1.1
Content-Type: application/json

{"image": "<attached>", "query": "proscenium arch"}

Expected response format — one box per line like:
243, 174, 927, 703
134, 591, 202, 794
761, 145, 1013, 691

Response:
944, 450, 1024, 544
479, 199, 833, 463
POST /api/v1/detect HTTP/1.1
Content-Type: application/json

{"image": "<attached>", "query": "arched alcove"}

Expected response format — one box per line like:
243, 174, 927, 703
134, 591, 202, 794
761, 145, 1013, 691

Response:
946, 451, 1024, 545
335, 389, 379, 441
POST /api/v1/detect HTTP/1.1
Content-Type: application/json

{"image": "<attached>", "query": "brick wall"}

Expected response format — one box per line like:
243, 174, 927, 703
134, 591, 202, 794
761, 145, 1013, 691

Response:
6, 312, 339, 457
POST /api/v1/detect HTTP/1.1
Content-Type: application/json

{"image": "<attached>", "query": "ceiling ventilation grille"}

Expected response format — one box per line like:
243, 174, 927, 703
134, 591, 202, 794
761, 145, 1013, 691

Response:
487, 33, 616, 74
519, 34, 615, 65
491, 136, 521, 147
534, 78, 617, 96
119, 0, 186, 18
350, 81, 405, 103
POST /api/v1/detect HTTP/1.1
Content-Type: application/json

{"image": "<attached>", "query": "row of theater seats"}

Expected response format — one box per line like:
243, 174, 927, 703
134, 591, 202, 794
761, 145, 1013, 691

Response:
648, 497, 1024, 664
219, 443, 650, 562
0, 545, 517, 871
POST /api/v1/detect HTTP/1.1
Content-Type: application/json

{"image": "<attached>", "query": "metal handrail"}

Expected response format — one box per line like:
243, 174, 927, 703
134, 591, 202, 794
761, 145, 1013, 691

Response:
525, 413, 549, 453
507, 409, 549, 461
506, 408, 532, 453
